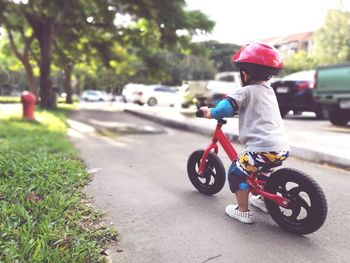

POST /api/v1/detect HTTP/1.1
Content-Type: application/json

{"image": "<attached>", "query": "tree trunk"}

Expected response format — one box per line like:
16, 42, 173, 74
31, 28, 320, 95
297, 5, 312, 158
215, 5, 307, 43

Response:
22, 59, 37, 95
27, 16, 56, 109
6, 29, 37, 95
38, 27, 55, 108
64, 64, 73, 104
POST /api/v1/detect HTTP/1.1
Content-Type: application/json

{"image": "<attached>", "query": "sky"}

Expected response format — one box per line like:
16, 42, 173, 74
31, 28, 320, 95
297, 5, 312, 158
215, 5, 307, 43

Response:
185, 0, 350, 44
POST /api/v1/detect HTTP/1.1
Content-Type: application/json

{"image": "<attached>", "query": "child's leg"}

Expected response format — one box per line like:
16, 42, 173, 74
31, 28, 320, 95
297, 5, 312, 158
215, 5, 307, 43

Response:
227, 154, 253, 213
235, 189, 250, 212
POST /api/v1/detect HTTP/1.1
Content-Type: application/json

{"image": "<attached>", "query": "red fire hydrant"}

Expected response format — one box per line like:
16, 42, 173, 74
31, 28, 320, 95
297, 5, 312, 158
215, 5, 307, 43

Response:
20, 91, 36, 120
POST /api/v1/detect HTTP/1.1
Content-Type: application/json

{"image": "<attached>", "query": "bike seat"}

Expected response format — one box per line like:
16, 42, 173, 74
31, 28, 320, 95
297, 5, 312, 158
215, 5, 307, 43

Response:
260, 161, 282, 172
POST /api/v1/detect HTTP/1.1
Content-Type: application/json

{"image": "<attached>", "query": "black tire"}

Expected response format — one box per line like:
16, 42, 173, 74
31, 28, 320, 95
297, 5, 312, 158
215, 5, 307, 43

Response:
195, 98, 207, 109
265, 168, 327, 235
293, 110, 302, 116
279, 107, 289, 118
187, 150, 226, 195
315, 106, 327, 120
328, 109, 350, 126
148, 97, 157, 106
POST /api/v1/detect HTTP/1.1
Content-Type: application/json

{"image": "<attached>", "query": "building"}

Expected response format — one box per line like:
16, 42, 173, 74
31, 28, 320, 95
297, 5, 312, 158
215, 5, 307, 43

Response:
261, 32, 314, 57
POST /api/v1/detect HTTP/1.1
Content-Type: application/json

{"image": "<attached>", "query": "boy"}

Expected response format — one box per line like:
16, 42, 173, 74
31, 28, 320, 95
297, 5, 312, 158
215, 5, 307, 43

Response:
200, 42, 290, 223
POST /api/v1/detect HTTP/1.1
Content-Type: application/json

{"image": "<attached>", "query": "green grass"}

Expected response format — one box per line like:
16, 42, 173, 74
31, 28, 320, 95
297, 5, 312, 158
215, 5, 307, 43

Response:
0, 96, 77, 104
0, 105, 117, 262
0, 96, 21, 103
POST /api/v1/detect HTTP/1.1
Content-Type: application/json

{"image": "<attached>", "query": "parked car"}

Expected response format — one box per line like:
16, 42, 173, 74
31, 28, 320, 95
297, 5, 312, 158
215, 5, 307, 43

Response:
81, 90, 111, 102
313, 63, 350, 126
205, 80, 241, 107
178, 81, 207, 108
140, 85, 179, 106
121, 83, 146, 105
180, 79, 241, 109
271, 70, 325, 119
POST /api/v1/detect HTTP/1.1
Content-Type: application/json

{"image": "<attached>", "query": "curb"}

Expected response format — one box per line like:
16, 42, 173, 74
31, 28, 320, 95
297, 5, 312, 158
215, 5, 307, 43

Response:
125, 109, 350, 170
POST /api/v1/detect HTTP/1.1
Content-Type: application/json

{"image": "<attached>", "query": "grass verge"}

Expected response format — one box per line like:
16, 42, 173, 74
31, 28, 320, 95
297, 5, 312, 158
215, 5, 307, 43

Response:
0, 96, 76, 104
0, 105, 117, 262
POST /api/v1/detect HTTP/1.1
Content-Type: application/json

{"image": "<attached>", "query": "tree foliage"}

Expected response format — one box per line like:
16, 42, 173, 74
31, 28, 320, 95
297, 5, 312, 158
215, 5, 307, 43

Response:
283, 51, 318, 75
197, 41, 241, 72
0, 0, 215, 108
313, 8, 350, 64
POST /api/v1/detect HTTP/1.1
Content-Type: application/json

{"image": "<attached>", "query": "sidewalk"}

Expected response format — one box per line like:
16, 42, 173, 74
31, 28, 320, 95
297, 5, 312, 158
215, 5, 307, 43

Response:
123, 104, 350, 170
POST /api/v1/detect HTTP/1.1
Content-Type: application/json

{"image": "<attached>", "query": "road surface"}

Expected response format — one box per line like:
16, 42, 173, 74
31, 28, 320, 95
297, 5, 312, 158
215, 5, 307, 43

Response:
68, 104, 350, 263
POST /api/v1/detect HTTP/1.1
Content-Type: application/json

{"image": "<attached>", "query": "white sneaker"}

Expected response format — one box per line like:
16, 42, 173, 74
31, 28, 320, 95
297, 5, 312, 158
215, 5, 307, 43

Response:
225, 205, 254, 224
250, 195, 268, 213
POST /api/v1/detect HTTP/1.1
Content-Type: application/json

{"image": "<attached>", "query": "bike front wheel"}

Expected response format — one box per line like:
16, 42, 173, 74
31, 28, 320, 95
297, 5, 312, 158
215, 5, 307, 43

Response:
187, 150, 226, 195
265, 168, 328, 235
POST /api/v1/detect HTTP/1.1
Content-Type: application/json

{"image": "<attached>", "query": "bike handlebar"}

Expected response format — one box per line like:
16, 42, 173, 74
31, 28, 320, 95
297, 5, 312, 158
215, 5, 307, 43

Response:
196, 109, 204, 118
196, 109, 227, 124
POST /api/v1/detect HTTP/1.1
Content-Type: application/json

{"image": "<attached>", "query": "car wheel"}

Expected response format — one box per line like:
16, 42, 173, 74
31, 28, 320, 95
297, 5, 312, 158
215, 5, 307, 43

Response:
328, 109, 350, 126
279, 108, 289, 118
293, 110, 302, 116
148, 97, 157, 106
315, 108, 327, 120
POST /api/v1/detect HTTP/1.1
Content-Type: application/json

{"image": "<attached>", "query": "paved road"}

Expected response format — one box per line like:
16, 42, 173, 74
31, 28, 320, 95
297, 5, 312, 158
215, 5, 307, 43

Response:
68, 105, 350, 263
120, 103, 350, 169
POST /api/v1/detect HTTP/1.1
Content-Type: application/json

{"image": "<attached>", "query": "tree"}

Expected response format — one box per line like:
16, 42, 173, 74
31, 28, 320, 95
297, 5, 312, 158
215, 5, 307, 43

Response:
0, 7, 37, 95
6, 29, 36, 92
0, 0, 214, 108
283, 50, 317, 75
119, 3, 215, 84
313, 7, 350, 64
197, 41, 241, 72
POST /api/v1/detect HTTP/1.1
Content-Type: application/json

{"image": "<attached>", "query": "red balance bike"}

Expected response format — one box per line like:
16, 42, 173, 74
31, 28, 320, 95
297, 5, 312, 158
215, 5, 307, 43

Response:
187, 110, 327, 235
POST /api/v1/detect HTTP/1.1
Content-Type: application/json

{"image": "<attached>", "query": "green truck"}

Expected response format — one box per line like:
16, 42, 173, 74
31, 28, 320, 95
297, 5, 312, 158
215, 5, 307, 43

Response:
314, 63, 350, 126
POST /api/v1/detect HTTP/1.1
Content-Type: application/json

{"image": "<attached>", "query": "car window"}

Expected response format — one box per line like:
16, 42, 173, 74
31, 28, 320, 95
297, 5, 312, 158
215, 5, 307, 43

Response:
154, 87, 164, 92
283, 70, 315, 81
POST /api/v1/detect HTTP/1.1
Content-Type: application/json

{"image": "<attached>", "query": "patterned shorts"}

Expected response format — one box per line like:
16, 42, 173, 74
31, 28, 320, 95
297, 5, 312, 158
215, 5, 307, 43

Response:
227, 151, 289, 192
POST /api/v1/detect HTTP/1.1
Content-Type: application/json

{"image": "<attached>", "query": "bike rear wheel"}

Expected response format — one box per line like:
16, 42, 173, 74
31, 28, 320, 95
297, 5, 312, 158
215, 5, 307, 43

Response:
187, 150, 226, 195
265, 168, 327, 235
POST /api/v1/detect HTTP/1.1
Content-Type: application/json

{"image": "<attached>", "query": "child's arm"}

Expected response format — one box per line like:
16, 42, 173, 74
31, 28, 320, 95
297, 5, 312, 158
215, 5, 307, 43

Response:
200, 98, 235, 120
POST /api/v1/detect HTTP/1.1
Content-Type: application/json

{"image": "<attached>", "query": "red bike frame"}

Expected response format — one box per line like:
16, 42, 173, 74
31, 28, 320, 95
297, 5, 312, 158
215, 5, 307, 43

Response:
197, 120, 290, 208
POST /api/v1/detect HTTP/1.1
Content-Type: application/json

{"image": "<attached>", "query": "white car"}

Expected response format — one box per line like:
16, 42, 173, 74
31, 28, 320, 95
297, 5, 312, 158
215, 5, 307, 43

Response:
81, 90, 111, 102
140, 85, 179, 106
121, 83, 146, 105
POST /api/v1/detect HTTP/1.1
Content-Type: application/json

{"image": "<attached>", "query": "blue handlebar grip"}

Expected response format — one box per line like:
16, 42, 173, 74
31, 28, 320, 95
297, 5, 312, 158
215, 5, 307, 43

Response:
196, 110, 204, 117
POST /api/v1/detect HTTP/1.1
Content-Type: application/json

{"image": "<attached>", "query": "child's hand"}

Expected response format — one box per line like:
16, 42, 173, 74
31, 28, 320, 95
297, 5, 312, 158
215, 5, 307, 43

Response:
199, 106, 212, 119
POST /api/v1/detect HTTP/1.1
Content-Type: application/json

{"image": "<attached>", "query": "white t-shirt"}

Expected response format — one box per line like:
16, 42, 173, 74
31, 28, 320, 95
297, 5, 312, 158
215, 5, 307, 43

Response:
228, 84, 290, 152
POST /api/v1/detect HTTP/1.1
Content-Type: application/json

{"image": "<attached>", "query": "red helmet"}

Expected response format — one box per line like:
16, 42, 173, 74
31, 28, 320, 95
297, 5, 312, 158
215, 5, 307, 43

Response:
231, 42, 284, 70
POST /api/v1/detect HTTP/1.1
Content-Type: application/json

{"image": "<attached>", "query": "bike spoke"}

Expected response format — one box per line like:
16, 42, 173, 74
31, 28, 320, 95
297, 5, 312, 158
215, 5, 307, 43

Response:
278, 183, 288, 196
298, 198, 311, 213
204, 167, 215, 185
289, 206, 301, 220
195, 159, 208, 174
195, 161, 200, 172
288, 186, 303, 196
287, 196, 310, 221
